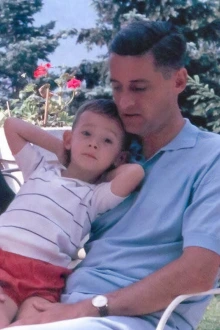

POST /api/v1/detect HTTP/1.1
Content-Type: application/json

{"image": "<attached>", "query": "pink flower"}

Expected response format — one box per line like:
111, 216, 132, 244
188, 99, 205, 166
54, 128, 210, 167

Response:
33, 63, 51, 78
67, 78, 81, 89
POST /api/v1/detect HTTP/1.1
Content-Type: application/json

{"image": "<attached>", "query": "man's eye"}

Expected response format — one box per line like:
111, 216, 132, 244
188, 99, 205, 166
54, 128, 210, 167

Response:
105, 138, 112, 144
82, 131, 90, 136
131, 87, 147, 92
111, 84, 121, 92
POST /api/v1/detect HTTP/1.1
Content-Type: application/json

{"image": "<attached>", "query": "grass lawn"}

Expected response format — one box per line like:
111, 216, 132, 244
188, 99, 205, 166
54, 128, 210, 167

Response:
197, 295, 220, 330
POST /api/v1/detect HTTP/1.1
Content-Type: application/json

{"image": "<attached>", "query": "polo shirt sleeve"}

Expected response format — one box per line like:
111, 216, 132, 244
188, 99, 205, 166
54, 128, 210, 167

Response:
182, 168, 220, 255
14, 143, 44, 182
89, 182, 127, 221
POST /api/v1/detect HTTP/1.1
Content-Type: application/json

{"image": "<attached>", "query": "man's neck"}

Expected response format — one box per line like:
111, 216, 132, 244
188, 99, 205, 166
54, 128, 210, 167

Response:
143, 117, 185, 159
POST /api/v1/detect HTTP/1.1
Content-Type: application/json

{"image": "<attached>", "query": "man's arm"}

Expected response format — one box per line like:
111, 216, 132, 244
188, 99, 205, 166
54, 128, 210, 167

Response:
106, 163, 145, 197
107, 246, 220, 316
4, 117, 63, 159
12, 247, 219, 326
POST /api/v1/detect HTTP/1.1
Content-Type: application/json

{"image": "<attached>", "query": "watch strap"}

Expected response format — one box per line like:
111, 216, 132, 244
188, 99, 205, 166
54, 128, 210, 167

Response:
98, 304, 108, 317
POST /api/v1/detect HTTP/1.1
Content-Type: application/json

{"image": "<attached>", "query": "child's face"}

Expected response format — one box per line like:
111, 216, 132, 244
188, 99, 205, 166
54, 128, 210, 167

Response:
64, 110, 125, 179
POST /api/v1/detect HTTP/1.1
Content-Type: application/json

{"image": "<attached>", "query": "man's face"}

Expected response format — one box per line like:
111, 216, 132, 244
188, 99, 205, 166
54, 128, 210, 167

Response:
109, 53, 186, 138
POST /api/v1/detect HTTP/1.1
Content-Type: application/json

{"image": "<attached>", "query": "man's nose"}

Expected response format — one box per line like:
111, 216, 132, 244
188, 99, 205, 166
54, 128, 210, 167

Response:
118, 93, 135, 110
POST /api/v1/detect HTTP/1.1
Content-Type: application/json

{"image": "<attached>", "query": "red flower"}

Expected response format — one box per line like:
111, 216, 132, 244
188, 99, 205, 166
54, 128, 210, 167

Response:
33, 63, 51, 78
67, 78, 81, 89
33, 66, 47, 78
44, 63, 52, 68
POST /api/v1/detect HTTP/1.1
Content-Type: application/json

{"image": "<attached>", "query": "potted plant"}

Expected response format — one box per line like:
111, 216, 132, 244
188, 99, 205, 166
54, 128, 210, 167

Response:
0, 63, 82, 190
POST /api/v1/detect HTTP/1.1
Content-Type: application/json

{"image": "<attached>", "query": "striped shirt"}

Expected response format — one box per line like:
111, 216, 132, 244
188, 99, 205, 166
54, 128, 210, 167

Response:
0, 143, 125, 268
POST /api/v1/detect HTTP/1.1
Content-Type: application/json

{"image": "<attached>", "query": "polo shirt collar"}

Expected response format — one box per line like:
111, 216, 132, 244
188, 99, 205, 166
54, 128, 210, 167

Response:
160, 119, 199, 152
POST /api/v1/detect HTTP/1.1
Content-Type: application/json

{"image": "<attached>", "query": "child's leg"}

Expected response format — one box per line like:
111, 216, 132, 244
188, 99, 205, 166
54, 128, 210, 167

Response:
0, 287, 18, 328
15, 296, 53, 322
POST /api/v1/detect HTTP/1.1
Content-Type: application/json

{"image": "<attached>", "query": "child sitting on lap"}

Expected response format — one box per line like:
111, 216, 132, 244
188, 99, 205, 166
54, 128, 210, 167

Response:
0, 99, 144, 328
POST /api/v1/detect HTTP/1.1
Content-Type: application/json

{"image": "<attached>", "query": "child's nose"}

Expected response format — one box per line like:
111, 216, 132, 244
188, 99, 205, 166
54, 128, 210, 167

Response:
89, 142, 98, 149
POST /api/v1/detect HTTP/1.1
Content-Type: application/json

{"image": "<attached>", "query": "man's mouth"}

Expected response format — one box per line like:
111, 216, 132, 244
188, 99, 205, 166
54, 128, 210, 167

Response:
123, 113, 140, 117
123, 113, 141, 120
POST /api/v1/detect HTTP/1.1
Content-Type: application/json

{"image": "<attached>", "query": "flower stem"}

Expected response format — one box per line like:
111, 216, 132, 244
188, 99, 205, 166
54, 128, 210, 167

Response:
65, 90, 75, 107
6, 101, 11, 117
43, 87, 50, 126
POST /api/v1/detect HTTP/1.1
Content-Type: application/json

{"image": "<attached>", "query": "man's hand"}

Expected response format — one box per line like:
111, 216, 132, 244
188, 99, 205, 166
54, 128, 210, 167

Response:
10, 299, 98, 326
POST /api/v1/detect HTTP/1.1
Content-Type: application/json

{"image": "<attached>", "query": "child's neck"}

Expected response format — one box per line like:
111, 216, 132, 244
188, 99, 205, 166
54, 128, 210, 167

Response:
61, 166, 97, 184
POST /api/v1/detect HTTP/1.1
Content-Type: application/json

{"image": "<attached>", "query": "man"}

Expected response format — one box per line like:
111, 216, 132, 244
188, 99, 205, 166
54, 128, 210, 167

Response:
10, 21, 220, 330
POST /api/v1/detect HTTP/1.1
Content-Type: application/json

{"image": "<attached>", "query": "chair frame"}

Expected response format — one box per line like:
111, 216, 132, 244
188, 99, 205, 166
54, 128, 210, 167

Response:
0, 158, 22, 191
155, 288, 220, 330
1, 168, 22, 188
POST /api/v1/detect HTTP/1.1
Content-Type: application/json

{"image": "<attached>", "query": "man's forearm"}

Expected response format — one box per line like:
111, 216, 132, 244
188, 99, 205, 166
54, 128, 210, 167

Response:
105, 247, 219, 316
11, 247, 219, 326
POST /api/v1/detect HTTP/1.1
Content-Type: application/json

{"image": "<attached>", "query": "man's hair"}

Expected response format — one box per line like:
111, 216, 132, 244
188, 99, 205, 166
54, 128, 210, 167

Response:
109, 20, 186, 70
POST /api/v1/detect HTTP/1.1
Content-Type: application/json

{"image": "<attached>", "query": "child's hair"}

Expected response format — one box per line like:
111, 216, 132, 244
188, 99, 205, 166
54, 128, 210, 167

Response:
73, 98, 122, 128
65, 99, 133, 166
73, 99, 131, 148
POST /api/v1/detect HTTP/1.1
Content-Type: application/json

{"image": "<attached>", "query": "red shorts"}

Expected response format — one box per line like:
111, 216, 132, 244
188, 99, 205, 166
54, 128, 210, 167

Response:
0, 249, 71, 306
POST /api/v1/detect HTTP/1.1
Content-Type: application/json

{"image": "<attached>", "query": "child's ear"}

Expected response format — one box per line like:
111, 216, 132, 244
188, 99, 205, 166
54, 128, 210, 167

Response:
114, 151, 130, 167
63, 130, 72, 150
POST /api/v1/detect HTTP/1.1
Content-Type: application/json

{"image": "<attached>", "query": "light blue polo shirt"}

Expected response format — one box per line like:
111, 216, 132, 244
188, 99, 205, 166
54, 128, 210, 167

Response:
63, 120, 220, 329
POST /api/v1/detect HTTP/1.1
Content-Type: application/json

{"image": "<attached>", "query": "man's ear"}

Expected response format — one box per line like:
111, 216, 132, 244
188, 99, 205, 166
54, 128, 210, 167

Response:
174, 68, 187, 93
114, 151, 130, 167
63, 130, 72, 150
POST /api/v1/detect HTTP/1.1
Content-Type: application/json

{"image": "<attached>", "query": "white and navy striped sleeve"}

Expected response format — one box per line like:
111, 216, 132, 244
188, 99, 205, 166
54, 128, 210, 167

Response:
89, 182, 127, 220
14, 143, 44, 181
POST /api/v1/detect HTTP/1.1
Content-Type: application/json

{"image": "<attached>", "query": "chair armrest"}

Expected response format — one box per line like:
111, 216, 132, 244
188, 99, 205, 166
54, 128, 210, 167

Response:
1, 171, 22, 188
0, 159, 23, 192
155, 288, 220, 330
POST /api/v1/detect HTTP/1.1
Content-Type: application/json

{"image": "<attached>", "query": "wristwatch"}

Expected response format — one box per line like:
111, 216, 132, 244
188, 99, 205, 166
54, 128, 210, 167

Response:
92, 295, 109, 317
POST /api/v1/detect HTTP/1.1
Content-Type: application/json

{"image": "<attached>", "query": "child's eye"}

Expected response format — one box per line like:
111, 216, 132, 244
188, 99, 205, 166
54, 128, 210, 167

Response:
105, 138, 113, 144
82, 131, 90, 136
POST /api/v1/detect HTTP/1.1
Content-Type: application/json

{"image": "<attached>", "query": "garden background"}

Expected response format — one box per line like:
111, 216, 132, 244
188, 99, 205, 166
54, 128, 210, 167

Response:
0, 0, 219, 130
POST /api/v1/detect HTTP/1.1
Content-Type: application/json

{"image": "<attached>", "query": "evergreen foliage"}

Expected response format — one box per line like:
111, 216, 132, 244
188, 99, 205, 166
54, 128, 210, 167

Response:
0, 0, 77, 100
76, 0, 220, 131
0, 1, 219, 131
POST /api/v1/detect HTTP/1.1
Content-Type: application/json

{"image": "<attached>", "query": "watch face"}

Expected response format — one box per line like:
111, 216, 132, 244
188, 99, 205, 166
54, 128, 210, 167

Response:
92, 295, 108, 308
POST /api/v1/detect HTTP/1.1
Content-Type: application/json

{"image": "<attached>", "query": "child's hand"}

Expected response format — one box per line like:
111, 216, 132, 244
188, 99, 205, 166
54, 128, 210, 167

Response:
56, 142, 69, 166
0, 293, 6, 302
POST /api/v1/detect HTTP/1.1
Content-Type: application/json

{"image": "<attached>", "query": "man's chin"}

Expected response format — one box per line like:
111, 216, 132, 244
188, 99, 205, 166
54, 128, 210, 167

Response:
122, 117, 143, 135
124, 124, 141, 135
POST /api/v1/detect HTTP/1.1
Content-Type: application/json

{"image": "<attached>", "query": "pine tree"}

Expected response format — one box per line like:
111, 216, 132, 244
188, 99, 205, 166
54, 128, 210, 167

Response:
0, 0, 77, 99
78, 0, 219, 88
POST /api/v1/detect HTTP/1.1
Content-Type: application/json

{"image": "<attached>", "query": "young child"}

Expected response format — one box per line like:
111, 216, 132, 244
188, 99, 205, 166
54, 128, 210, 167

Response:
0, 99, 144, 327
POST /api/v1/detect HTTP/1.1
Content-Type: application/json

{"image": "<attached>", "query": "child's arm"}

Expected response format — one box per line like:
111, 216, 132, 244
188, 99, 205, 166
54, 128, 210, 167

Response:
106, 163, 145, 197
4, 117, 63, 158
